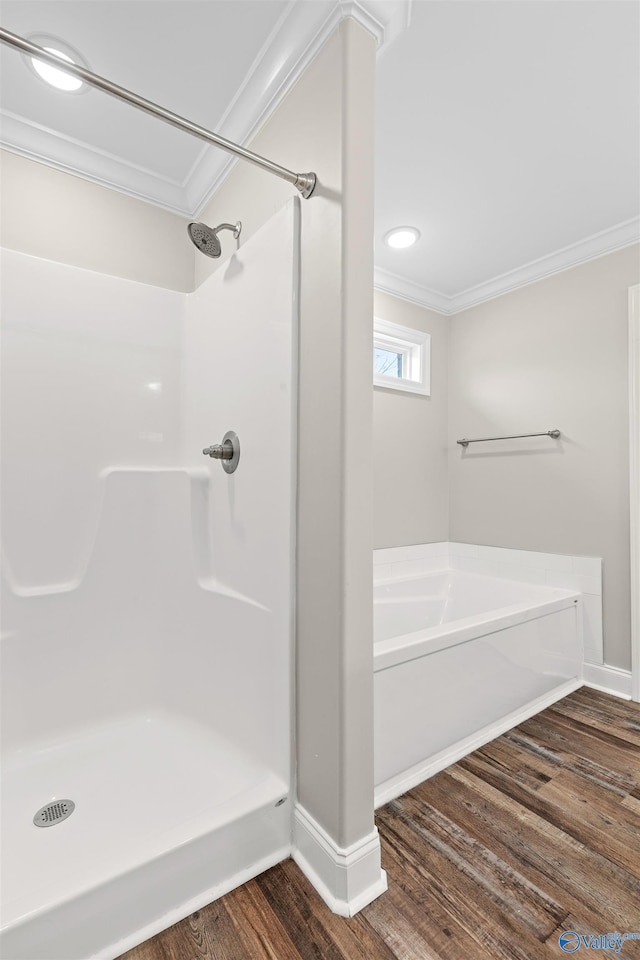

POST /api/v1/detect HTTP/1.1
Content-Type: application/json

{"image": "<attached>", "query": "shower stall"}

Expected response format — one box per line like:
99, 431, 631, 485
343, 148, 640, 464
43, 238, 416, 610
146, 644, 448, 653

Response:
0, 199, 300, 958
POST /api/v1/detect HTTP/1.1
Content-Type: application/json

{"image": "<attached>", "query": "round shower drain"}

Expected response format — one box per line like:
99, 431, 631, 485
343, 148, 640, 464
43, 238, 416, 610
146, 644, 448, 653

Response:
33, 799, 75, 828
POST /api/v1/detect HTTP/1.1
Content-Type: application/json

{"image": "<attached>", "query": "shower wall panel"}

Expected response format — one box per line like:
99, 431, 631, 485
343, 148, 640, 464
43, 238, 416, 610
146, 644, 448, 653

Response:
1, 201, 296, 778
0, 202, 297, 957
1, 251, 183, 594
1, 251, 185, 749
179, 199, 298, 780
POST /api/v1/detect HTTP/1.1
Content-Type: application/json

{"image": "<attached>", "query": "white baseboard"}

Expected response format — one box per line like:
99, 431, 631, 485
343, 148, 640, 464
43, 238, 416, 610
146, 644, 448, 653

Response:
292, 804, 387, 917
374, 678, 582, 808
583, 662, 633, 700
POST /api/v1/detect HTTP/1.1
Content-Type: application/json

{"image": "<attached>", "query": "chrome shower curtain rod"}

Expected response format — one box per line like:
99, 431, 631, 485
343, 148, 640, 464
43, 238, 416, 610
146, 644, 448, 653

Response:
0, 28, 317, 199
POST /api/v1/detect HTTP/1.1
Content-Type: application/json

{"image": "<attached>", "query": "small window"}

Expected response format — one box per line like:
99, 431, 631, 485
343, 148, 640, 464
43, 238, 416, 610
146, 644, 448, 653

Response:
373, 317, 430, 396
374, 346, 404, 378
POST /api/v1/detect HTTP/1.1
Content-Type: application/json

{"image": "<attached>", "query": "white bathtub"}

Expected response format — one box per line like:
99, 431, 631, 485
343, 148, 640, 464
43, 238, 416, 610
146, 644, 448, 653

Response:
374, 569, 582, 806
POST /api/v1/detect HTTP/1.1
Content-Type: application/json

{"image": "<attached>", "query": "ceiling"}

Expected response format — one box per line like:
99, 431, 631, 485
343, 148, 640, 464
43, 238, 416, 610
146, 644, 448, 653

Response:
1, 0, 638, 311
374, 1, 640, 310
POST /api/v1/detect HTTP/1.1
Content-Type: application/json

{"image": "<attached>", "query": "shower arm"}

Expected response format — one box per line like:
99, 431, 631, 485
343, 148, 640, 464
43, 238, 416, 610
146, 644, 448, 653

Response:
214, 222, 242, 239
0, 28, 317, 199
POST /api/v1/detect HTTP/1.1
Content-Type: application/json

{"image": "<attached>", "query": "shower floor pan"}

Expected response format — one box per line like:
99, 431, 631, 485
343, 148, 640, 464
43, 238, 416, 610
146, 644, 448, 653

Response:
1, 713, 290, 960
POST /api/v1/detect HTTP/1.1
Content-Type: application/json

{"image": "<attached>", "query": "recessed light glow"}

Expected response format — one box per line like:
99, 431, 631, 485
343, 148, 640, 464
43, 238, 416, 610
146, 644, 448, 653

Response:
31, 48, 83, 91
384, 227, 421, 250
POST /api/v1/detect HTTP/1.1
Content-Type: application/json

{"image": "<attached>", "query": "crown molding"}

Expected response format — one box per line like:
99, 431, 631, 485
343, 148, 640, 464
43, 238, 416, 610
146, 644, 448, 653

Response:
451, 216, 640, 313
374, 266, 452, 315
0, 110, 190, 215
375, 217, 640, 317
0, 0, 411, 218
188, 0, 345, 215
189, 0, 411, 214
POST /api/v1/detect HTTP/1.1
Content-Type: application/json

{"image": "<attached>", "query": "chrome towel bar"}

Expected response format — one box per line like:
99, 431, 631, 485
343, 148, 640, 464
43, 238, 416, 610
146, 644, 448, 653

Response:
457, 430, 561, 448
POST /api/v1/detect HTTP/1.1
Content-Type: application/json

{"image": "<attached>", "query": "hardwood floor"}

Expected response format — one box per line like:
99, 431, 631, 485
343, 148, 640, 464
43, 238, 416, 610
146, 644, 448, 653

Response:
120, 687, 640, 960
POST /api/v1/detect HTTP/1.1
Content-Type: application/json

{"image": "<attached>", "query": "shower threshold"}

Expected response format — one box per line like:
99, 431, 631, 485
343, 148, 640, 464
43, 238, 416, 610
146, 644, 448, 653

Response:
1, 713, 290, 960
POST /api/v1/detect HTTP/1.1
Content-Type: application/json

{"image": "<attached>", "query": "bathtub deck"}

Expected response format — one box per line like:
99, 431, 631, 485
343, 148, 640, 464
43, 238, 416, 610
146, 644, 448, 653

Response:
120, 687, 640, 960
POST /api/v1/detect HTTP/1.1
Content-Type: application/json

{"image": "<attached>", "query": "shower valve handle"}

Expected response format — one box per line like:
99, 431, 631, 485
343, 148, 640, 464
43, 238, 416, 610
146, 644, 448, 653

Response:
202, 442, 233, 460
201, 431, 240, 474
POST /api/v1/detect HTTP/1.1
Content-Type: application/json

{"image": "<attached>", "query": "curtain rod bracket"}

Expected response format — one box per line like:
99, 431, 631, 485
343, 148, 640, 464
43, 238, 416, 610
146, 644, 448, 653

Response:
295, 173, 317, 199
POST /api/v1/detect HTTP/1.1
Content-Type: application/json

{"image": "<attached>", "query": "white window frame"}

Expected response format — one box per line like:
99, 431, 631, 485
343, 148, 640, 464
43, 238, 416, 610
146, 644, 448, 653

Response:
373, 317, 431, 396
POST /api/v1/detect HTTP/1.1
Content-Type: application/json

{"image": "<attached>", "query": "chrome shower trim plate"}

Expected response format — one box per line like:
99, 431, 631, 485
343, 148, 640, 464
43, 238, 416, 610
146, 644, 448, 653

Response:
220, 430, 240, 474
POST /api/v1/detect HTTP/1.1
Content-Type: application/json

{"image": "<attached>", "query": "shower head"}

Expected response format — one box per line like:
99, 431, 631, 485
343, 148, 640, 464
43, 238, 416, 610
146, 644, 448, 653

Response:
188, 222, 220, 257
187, 220, 242, 258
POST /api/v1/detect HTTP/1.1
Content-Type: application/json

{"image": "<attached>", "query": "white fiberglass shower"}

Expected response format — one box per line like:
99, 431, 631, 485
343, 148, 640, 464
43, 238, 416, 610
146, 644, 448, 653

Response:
0, 201, 299, 959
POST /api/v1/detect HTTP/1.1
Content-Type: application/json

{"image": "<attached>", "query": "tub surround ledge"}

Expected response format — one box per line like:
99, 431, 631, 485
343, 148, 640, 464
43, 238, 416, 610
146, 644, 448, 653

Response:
374, 541, 603, 664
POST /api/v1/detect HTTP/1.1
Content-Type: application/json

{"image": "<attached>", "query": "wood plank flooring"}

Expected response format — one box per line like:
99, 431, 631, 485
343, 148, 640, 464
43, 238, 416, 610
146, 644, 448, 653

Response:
120, 687, 640, 960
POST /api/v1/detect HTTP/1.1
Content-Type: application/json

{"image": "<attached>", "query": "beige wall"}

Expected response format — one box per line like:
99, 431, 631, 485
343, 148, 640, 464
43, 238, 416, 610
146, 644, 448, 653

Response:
448, 245, 640, 670
199, 20, 377, 847
0, 150, 193, 292
373, 290, 449, 547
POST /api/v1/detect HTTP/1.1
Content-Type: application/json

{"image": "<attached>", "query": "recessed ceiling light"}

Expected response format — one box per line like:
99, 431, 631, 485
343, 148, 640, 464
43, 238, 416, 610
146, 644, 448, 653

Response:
25, 35, 88, 93
384, 226, 421, 250
32, 48, 82, 91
